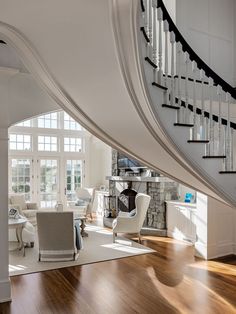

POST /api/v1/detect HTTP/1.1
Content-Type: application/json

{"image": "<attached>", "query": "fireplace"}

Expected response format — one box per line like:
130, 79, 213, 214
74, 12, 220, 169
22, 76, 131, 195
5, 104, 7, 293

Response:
118, 182, 137, 213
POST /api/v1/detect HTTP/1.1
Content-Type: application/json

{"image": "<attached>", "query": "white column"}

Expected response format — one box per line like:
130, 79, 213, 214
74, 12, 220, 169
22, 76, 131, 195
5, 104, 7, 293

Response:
0, 128, 11, 303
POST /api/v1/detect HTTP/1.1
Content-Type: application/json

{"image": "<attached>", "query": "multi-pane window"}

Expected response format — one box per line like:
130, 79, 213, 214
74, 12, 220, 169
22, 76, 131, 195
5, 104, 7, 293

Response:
9, 134, 31, 151
64, 137, 82, 152
38, 112, 58, 129
64, 112, 82, 130
10, 159, 31, 201
40, 159, 58, 208
38, 136, 58, 152
66, 160, 82, 201
16, 120, 31, 127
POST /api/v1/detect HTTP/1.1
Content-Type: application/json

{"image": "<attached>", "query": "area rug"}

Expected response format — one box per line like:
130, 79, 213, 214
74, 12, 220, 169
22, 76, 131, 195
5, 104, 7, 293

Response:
9, 224, 155, 276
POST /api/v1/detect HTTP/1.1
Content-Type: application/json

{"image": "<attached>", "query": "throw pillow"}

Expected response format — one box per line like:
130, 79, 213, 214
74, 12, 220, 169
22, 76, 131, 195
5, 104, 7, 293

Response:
129, 209, 136, 217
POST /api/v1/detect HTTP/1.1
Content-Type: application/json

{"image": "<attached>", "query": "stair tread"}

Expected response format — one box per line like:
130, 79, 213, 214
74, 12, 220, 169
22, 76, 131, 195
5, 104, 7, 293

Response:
187, 140, 209, 143
174, 123, 194, 127
152, 82, 168, 90
203, 155, 226, 159
145, 57, 157, 69
162, 104, 180, 110
140, 27, 149, 43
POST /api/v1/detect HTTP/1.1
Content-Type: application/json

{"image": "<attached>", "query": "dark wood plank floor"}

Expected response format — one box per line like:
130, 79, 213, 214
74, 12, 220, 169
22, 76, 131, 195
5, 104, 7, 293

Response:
0, 236, 236, 314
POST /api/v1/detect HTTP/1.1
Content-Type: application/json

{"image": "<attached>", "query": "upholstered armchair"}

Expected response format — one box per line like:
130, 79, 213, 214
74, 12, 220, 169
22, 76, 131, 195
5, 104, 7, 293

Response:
75, 187, 95, 219
9, 194, 38, 226
112, 193, 151, 243
36, 211, 79, 262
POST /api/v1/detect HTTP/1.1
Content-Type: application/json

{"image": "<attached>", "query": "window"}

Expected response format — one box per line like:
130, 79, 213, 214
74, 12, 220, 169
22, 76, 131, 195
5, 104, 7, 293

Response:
16, 120, 31, 127
9, 134, 31, 151
40, 159, 58, 207
64, 137, 82, 152
64, 112, 82, 130
38, 112, 58, 129
38, 136, 58, 152
10, 159, 31, 201
66, 160, 82, 201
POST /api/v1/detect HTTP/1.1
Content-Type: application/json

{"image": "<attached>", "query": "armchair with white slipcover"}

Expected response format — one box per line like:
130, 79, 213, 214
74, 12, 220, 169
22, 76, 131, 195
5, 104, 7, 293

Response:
112, 193, 151, 243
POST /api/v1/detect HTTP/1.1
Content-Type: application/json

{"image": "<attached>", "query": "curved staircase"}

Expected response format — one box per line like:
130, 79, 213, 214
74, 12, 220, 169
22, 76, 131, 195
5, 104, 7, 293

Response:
0, 0, 235, 206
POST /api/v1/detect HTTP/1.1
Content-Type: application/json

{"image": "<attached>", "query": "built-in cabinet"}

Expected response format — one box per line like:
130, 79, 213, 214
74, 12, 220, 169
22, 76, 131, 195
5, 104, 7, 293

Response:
166, 201, 197, 243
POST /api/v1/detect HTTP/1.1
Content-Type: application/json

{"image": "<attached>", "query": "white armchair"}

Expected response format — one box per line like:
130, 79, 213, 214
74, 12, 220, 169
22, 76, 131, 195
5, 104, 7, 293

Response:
75, 187, 95, 219
112, 193, 151, 243
9, 194, 38, 226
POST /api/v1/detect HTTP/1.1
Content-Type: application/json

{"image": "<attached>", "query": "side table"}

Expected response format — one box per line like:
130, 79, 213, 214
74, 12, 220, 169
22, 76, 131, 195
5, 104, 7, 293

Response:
8, 217, 27, 256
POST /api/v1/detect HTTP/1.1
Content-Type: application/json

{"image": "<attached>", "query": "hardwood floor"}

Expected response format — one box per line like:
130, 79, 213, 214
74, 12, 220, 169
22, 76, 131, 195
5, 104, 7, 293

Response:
1, 236, 236, 314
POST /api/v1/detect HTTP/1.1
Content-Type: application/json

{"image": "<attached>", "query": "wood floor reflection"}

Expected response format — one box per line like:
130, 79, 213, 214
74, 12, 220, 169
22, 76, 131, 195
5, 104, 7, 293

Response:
1, 235, 236, 314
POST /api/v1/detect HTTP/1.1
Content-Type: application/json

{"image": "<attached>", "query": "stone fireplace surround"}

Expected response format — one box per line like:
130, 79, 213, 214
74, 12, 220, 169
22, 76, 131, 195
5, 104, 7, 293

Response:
107, 150, 179, 236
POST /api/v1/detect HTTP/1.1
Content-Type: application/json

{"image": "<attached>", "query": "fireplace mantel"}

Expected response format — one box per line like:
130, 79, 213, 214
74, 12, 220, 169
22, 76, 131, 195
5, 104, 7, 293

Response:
106, 176, 174, 183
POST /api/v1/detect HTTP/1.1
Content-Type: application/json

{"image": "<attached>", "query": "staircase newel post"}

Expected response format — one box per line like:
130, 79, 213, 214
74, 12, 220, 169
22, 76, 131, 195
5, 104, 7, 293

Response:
157, 7, 163, 85
170, 31, 175, 107
152, 0, 158, 82
192, 61, 198, 140
184, 52, 189, 124
163, 20, 169, 104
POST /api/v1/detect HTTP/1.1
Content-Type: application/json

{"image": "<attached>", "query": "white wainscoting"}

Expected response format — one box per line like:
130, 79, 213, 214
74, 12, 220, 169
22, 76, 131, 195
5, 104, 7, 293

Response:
166, 201, 197, 243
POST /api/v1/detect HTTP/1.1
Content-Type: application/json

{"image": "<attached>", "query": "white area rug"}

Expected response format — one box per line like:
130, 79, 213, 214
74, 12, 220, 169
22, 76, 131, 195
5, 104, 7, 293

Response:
9, 224, 155, 276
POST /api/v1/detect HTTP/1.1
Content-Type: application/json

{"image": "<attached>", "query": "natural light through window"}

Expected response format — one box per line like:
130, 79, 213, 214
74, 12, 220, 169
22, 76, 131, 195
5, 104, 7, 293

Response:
16, 120, 31, 127
64, 112, 82, 130
9, 134, 31, 151
38, 112, 58, 129
38, 136, 58, 152
64, 137, 82, 152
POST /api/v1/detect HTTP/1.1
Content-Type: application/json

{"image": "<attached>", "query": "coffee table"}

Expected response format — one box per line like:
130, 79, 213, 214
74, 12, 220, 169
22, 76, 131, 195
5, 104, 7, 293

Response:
8, 217, 27, 256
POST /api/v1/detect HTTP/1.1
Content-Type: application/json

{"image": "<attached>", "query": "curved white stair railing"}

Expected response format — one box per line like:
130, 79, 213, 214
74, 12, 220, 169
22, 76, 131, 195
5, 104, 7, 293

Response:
136, 0, 236, 205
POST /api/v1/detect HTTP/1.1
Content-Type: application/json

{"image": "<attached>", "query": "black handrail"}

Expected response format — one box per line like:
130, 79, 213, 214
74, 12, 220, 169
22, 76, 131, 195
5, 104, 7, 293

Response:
157, 0, 236, 100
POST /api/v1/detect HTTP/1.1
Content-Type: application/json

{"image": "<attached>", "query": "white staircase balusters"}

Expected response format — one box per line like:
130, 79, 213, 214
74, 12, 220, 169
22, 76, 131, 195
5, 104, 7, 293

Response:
199, 70, 206, 139
191, 61, 198, 140
225, 93, 231, 171
208, 77, 214, 156
231, 128, 234, 171
184, 52, 190, 124
163, 20, 169, 104
157, 7, 163, 85
170, 31, 175, 107
148, 0, 153, 60
217, 85, 223, 155
152, 0, 158, 82
176, 42, 182, 122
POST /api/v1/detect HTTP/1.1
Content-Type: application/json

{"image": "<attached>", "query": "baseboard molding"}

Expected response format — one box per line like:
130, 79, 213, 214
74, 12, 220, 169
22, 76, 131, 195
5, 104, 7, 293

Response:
207, 242, 235, 260
167, 230, 195, 244
0, 278, 11, 303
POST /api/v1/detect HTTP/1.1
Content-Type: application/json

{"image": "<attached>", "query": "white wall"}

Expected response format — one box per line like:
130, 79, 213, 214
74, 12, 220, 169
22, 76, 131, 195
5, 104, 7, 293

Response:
234, 2, 236, 85
87, 135, 111, 189
195, 193, 236, 259
176, 0, 235, 85
207, 197, 235, 258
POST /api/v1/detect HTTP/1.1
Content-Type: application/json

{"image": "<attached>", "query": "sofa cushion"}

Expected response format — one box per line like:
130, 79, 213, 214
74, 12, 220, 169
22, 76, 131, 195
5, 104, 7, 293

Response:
22, 209, 37, 218
10, 195, 27, 210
